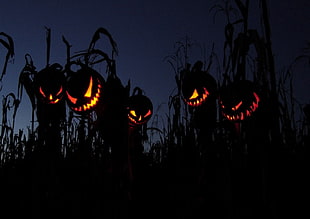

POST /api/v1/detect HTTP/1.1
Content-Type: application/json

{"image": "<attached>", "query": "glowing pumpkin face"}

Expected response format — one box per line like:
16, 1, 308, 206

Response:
35, 64, 65, 104
219, 80, 260, 121
127, 94, 153, 126
181, 62, 217, 107
65, 66, 104, 113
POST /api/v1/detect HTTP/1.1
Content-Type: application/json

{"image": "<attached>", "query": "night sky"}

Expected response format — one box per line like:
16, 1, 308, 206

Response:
0, 0, 309, 133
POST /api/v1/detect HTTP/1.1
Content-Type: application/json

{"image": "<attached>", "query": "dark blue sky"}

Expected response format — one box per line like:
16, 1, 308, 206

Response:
0, 0, 309, 132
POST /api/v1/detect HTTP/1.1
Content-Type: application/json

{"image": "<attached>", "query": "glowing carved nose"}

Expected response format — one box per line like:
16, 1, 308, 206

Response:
189, 89, 199, 100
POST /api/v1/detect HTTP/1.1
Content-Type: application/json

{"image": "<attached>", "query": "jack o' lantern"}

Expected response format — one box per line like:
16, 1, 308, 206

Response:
127, 93, 153, 126
35, 63, 65, 104
65, 64, 105, 114
219, 80, 260, 121
181, 61, 217, 107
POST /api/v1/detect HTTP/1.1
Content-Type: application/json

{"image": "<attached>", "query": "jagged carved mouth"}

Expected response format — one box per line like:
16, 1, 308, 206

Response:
221, 92, 260, 121
39, 86, 63, 104
185, 87, 209, 107
66, 77, 102, 112
128, 109, 152, 125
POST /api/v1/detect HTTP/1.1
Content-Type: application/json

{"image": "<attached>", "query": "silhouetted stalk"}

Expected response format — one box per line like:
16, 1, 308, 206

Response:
260, 0, 280, 141
0, 32, 15, 83
45, 26, 51, 67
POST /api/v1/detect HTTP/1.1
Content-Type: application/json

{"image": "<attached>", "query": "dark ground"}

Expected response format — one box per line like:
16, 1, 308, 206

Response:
1, 139, 308, 219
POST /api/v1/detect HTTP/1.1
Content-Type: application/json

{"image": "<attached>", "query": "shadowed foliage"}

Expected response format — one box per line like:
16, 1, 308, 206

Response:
0, 1, 309, 218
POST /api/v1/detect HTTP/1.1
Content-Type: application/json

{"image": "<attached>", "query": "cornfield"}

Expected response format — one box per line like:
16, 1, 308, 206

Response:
0, 0, 309, 218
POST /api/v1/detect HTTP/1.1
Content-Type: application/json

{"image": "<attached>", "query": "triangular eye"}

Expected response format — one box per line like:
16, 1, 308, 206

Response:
189, 89, 199, 100
232, 101, 243, 111
144, 109, 152, 118
39, 86, 46, 97
56, 86, 63, 96
129, 110, 137, 117
84, 76, 93, 97
66, 91, 78, 104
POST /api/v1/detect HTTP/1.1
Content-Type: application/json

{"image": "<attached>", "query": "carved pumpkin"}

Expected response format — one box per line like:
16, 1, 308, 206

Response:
219, 80, 260, 121
35, 63, 65, 104
181, 61, 217, 107
65, 64, 104, 114
127, 94, 153, 126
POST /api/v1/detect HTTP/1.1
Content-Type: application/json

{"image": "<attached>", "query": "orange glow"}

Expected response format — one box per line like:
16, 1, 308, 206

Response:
51, 98, 60, 104
128, 109, 152, 125
219, 101, 225, 108
189, 89, 199, 100
68, 80, 102, 112
84, 76, 93, 97
186, 87, 209, 107
251, 92, 260, 111
130, 110, 137, 117
222, 92, 260, 121
56, 86, 63, 96
39, 86, 63, 104
128, 115, 137, 124
39, 87, 46, 97
232, 101, 243, 111
66, 91, 78, 104
144, 109, 152, 118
